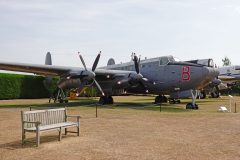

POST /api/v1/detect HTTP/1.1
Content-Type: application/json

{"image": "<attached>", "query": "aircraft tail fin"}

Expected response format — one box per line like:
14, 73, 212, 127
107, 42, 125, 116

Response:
107, 58, 115, 66
45, 52, 52, 65
43, 52, 53, 96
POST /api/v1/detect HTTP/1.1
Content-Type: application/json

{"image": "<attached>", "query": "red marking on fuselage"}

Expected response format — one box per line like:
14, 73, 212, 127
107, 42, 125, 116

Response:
182, 66, 190, 81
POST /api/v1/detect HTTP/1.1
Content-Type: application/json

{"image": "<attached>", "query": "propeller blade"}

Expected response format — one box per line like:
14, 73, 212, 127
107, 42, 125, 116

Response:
94, 79, 105, 96
92, 51, 101, 72
133, 55, 140, 74
78, 52, 87, 71
142, 77, 149, 82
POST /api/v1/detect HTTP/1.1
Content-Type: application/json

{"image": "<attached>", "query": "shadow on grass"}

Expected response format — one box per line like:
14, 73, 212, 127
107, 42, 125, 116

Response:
0, 98, 193, 113
113, 102, 189, 113
180, 98, 224, 104
130, 98, 154, 102
0, 135, 76, 149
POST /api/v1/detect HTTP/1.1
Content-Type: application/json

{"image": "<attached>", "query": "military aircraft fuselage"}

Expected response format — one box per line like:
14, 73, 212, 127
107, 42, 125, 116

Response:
100, 56, 219, 95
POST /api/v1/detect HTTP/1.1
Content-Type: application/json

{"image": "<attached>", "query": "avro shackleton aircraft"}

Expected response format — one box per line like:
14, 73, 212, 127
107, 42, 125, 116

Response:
0, 52, 219, 109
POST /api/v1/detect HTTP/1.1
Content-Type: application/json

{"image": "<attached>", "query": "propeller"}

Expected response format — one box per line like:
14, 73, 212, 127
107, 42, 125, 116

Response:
133, 53, 156, 83
78, 52, 87, 71
77, 51, 105, 96
133, 54, 148, 90
92, 51, 101, 71
133, 55, 140, 74
117, 53, 155, 93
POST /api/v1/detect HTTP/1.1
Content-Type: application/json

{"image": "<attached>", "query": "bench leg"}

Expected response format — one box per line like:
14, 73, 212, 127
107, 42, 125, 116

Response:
36, 130, 40, 147
65, 128, 67, 135
59, 127, 62, 141
77, 122, 80, 136
22, 130, 26, 145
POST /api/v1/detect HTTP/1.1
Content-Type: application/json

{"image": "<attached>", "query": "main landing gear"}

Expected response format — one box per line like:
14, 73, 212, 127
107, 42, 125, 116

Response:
99, 96, 114, 105
154, 95, 168, 104
186, 90, 199, 110
49, 88, 68, 103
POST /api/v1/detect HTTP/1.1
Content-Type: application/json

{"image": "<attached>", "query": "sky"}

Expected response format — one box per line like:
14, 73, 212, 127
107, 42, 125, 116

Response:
1, 0, 240, 68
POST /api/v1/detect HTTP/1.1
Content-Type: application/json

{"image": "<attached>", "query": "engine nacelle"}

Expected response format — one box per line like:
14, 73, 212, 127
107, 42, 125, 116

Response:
58, 78, 82, 90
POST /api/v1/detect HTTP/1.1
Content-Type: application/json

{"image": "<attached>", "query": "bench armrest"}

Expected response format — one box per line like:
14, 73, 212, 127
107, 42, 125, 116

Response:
66, 115, 81, 122
67, 115, 81, 118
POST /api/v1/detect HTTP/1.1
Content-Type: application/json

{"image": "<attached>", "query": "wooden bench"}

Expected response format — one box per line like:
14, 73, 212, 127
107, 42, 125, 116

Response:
21, 108, 80, 147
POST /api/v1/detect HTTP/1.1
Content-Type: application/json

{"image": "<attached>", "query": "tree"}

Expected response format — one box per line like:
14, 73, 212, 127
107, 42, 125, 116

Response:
222, 56, 231, 66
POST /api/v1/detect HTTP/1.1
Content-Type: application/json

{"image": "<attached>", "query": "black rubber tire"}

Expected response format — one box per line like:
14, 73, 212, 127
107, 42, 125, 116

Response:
186, 103, 199, 110
108, 96, 114, 104
59, 99, 64, 103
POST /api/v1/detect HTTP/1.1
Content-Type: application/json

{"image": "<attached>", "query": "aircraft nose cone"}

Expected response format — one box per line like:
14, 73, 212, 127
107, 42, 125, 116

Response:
203, 67, 219, 80
210, 67, 220, 77
198, 67, 219, 89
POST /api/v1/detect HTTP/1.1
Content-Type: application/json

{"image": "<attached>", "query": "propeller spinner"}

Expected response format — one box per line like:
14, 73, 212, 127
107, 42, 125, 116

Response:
77, 51, 105, 96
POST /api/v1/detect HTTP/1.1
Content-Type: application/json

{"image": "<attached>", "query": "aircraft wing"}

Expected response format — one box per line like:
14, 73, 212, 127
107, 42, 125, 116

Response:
0, 61, 134, 80
0, 62, 71, 76
0, 61, 143, 94
218, 75, 239, 83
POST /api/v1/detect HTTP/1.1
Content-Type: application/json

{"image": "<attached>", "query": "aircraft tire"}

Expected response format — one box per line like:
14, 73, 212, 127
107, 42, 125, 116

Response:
186, 103, 198, 110
108, 96, 114, 104
59, 99, 64, 103
99, 96, 114, 105
155, 95, 168, 104
99, 96, 106, 105
163, 96, 168, 103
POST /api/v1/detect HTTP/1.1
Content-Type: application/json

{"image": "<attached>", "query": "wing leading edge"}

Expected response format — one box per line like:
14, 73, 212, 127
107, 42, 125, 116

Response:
0, 62, 71, 76
0, 62, 136, 80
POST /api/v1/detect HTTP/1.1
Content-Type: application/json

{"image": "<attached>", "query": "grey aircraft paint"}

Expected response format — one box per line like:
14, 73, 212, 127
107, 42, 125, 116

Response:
0, 52, 219, 105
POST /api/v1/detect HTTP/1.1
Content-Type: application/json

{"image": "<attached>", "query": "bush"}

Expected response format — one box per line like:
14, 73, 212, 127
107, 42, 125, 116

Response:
0, 73, 58, 99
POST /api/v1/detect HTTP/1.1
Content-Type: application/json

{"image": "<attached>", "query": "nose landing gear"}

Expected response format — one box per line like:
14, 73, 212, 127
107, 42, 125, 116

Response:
186, 90, 199, 109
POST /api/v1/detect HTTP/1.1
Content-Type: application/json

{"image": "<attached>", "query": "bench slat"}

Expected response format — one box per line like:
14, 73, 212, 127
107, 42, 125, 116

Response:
23, 108, 67, 127
25, 122, 78, 131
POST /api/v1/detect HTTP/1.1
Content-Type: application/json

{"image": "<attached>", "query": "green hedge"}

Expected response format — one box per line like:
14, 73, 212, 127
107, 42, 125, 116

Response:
0, 73, 58, 99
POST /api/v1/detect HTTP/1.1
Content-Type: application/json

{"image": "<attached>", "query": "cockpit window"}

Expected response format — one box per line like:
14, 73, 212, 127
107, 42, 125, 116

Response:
159, 56, 170, 65
208, 59, 214, 68
173, 57, 181, 62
